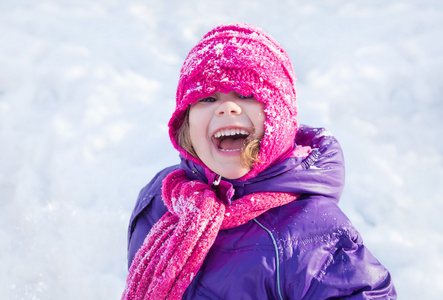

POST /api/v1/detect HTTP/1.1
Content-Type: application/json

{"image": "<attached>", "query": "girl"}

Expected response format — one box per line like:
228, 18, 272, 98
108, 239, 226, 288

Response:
122, 23, 396, 299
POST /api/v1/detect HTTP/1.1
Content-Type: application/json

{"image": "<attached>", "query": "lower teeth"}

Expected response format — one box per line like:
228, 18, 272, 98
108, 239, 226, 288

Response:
219, 148, 241, 152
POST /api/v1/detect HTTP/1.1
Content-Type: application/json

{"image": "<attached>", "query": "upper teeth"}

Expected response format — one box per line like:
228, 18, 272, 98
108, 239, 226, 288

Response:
214, 128, 248, 138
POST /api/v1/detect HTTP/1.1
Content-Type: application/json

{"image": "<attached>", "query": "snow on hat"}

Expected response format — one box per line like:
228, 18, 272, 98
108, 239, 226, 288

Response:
168, 23, 298, 179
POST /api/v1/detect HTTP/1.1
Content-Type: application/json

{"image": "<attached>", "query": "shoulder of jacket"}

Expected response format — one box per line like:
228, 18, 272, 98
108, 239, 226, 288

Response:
257, 197, 367, 264
129, 165, 179, 223
139, 165, 179, 198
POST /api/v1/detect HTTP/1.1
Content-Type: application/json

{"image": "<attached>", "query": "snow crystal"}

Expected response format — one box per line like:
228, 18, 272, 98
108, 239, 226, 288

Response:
213, 43, 224, 56
317, 130, 333, 138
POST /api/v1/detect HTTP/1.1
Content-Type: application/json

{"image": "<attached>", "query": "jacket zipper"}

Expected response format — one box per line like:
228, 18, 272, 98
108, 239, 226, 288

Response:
253, 218, 284, 300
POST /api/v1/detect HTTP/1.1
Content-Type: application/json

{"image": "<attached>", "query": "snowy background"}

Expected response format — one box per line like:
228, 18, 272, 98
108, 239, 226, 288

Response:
1, 0, 442, 299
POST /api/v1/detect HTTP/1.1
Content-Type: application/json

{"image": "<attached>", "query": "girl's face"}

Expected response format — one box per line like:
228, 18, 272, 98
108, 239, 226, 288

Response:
188, 91, 265, 179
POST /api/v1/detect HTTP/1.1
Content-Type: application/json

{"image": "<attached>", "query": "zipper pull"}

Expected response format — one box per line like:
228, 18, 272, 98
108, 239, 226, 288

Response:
213, 175, 222, 186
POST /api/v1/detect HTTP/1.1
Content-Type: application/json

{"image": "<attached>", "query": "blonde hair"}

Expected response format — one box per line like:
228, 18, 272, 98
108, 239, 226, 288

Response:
176, 107, 262, 170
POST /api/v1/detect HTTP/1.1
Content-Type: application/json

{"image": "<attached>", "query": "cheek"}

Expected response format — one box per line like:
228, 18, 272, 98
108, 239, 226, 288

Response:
255, 108, 266, 136
189, 122, 202, 147
188, 109, 209, 152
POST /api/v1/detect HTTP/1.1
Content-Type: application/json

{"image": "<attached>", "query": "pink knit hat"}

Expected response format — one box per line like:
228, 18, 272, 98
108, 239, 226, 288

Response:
169, 23, 298, 179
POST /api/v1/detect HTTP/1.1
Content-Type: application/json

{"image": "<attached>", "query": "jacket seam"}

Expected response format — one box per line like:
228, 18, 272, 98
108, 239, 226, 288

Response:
314, 229, 354, 282
281, 225, 354, 249
302, 244, 337, 298
129, 193, 156, 233
253, 218, 284, 300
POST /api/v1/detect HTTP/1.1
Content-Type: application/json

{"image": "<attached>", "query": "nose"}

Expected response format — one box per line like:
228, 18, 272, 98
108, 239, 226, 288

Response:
215, 98, 242, 116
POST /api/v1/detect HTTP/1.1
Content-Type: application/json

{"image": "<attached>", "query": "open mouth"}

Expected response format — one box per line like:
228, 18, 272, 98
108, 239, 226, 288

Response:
213, 128, 250, 152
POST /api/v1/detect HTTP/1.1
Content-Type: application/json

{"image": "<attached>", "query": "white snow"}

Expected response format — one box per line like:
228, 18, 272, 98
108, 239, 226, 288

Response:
1, 0, 442, 299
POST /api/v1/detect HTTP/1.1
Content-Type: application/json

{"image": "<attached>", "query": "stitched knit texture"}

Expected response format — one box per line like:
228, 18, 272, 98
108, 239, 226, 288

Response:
122, 169, 298, 300
169, 23, 298, 179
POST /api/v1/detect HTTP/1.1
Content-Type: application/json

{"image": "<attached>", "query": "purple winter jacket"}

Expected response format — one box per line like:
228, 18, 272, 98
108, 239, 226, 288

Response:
127, 126, 397, 299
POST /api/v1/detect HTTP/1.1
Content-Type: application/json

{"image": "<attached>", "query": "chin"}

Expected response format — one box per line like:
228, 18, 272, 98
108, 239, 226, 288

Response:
217, 167, 250, 180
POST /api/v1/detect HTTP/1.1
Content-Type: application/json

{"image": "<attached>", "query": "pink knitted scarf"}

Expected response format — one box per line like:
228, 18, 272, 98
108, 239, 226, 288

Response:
122, 169, 298, 300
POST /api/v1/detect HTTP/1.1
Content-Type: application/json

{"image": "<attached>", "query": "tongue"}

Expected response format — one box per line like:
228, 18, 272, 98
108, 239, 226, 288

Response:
219, 137, 246, 151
